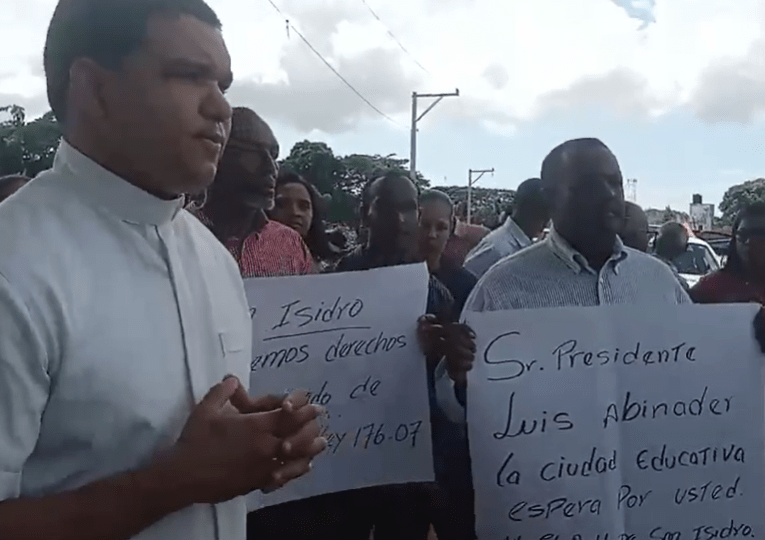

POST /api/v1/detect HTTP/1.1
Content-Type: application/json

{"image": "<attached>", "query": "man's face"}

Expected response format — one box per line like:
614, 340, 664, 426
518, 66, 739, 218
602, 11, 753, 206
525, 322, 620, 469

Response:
213, 119, 280, 213
620, 206, 649, 252
418, 201, 452, 260
552, 145, 625, 252
736, 214, 765, 272
366, 176, 419, 257
100, 14, 233, 198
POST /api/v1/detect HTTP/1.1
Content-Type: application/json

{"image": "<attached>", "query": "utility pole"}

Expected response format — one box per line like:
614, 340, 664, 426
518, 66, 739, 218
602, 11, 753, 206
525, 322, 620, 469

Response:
410, 89, 459, 177
625, 178, 638, 203
467, 168, 494, 224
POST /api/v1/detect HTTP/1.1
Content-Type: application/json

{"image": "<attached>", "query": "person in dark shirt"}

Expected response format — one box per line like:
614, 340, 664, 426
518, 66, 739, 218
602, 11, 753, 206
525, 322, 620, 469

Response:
692, 202, 765, 305
250, 172, 453, 540
417, 194, 477, 539
335, 171, 459, 539
620, 201, 649, 252
418, 189, 477, 318
337, 172, 454, 320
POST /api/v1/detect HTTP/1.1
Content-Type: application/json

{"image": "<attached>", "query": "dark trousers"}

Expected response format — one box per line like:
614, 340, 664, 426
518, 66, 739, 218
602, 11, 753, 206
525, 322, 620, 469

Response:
429, 484, 476, 540
246, 484, 432, 540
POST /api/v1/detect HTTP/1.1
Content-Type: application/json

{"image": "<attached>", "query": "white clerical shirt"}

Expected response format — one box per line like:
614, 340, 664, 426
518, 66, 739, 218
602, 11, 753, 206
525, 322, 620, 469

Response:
0, 141, 252, 539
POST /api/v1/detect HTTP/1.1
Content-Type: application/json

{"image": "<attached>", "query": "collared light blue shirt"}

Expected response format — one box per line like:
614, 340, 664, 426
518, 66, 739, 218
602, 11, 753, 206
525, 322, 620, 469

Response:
0, 141, 252, 539
463, 217, 531, 279
435, 227, 691, 421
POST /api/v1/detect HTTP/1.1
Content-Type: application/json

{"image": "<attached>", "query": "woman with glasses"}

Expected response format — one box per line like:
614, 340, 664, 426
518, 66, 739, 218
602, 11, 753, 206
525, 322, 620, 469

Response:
690, 201, 765, 304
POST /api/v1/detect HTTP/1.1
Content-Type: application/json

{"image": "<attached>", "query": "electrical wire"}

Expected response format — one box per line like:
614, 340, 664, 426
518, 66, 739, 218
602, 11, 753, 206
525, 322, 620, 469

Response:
264, 0, 404, 127
360, 0, 431, 76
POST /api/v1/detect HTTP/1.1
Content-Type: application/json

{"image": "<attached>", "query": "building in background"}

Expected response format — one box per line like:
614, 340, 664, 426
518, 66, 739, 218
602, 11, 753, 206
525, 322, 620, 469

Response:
689, 194, 715, 231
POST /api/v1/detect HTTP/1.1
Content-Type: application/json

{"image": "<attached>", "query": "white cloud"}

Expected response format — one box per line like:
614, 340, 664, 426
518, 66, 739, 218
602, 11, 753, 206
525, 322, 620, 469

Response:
532, 68, 671, 119
482, 64, 509, 91
690, 14, 765, 123
1, 0, 765, 131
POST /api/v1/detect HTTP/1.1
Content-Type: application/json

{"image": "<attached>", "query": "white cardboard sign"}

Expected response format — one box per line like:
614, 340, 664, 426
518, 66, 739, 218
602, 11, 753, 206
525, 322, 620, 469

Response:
244, 263, 434, 507
466, 304, 764, 540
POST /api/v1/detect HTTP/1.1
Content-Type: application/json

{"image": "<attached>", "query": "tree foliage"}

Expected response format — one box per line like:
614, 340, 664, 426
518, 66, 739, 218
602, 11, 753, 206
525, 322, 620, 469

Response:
280, 140, 430, 223
719, 178, 765, 225
0, 106, 62, 177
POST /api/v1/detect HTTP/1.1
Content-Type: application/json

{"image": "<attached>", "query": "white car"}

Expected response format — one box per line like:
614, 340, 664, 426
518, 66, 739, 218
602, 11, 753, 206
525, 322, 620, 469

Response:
672, 236, 721, 288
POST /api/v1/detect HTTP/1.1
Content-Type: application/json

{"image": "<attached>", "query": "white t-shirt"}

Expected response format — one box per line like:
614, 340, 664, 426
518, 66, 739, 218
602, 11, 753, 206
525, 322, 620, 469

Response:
0, 141, 252, 539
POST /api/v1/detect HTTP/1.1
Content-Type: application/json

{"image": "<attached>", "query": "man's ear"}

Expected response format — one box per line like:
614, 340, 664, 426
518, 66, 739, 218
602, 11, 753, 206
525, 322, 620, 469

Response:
69, 57, 115, 125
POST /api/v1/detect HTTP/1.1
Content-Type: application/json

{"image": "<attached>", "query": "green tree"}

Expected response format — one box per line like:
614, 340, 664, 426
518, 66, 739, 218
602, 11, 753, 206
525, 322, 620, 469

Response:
0, 105, 62, 177
662, 205, 675, 223
280, 140, 344, 196
339, 153, 429, 197
280, 141, 431, 223
719, 178, 765, 225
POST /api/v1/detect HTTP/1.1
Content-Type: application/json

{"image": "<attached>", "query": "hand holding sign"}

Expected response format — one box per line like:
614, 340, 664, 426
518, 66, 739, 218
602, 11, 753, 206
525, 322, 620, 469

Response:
443, 322, 476, 384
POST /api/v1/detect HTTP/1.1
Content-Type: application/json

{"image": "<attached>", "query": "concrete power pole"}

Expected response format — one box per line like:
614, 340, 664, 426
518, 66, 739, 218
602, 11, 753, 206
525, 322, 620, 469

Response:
467, 168, 494, 224
625, 178, 638, 203
410, 89, 459, 177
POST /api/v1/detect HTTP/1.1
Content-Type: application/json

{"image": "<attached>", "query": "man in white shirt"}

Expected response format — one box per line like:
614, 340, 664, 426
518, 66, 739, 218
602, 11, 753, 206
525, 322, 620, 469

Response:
0, 1, 325, 539
463, 178, 549, 279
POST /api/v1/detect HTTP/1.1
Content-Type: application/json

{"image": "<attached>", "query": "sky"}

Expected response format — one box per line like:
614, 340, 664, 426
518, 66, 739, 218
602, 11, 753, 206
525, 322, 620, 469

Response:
2, 0, 765, 212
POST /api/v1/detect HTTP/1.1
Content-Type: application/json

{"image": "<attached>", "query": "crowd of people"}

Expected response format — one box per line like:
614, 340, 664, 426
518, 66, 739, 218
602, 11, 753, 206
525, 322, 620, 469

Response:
1, 1, 765, 540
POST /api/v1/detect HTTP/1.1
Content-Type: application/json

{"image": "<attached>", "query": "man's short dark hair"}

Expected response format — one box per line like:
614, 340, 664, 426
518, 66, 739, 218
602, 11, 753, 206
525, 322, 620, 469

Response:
540, 138, 609, 198
512, 177, 547, 216
658, 221, 687, 238
44, 0, 222, 125
360, 170, 417, 216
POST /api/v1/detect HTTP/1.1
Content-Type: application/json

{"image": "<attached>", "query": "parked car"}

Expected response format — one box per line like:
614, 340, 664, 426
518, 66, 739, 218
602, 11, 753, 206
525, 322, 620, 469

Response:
672, 237, 721, 288
648, 235, 721, 288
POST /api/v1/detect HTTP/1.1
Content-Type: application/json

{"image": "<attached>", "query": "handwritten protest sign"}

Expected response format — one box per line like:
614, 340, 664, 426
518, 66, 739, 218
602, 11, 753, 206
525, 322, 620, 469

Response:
244, 263, 433, 507
466, 304, 764, 540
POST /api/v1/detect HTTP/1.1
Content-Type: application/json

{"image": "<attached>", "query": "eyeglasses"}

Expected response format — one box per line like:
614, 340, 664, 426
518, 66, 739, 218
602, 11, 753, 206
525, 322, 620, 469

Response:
735, 229, 765, 244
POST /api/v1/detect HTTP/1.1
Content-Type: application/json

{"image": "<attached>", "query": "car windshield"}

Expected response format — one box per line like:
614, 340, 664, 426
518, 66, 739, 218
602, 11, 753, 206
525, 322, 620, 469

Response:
673, 243, 720, 276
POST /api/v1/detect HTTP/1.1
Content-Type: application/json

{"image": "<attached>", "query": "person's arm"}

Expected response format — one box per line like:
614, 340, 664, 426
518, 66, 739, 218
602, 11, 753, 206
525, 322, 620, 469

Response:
431, 283, 485, 423
296, 236, 314, 276
434, 358, 467, 424
0, 273, 326, 540
0, 273, 195, 540
688, 275, 718, 304
0, 458, 196, 540
673, 275, 693, 304
463, 247, 500, 279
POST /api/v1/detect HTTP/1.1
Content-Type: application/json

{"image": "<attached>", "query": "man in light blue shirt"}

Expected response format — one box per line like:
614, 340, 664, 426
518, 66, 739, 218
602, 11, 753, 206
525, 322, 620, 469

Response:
435, 139, 693, 421
463, 178, 549, 279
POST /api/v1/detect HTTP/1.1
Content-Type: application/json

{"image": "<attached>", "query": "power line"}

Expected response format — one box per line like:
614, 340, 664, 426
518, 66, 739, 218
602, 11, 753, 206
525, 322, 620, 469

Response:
360, 0, 431, 76
264, 0, 403, 127
265, 0, 284, 15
